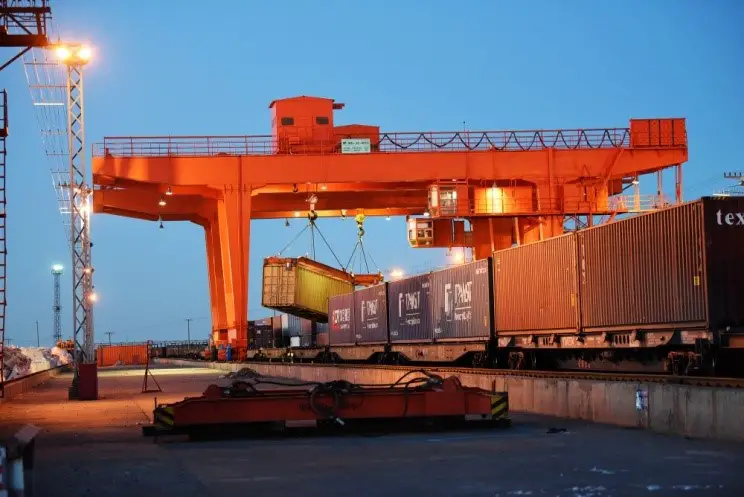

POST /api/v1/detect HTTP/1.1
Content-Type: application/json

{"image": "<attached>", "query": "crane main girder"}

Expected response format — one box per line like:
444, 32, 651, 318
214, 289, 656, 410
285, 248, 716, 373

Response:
90, 98, 688, 350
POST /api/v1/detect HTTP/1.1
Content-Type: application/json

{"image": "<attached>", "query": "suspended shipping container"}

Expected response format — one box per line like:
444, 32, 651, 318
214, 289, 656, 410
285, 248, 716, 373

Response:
261, 257, 354, 321
430, 259, 493, 341
578, 197, 744, 335
328, 292, 355, 345
353, 284, 389, 344
387, 273, 433, 342
493, 233, 579, 333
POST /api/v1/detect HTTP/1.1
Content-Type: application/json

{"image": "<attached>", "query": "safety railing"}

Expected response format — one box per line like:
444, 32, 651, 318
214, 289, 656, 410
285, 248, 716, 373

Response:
607, 194, 672, 213
422, 193, 673, 218
92, 127, 634, 158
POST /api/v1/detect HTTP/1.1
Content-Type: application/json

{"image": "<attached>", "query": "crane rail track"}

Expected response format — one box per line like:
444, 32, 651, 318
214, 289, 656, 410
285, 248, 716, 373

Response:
170, 359, 744, 389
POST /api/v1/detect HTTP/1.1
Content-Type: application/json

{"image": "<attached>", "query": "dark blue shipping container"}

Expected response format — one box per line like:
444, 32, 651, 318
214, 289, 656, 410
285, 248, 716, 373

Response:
387, 273, 433, 342
353, 284, 389, 344
430, 259, 493, 340
328, 293, 355, 345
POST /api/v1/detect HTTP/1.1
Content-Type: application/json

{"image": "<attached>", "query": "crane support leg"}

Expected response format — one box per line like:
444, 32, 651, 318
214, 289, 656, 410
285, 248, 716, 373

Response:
214, 188, 251, 346
204, 221, 227, 338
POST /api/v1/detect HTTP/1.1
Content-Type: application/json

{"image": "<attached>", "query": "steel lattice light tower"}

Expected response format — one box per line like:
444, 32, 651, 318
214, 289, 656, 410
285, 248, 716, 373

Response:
51, 264, 63, 344
55, 43, 96, 397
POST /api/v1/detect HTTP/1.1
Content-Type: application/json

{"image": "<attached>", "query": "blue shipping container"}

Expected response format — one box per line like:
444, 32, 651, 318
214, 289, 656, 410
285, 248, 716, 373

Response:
430, 259, 493, 340
387, 273, 433, 342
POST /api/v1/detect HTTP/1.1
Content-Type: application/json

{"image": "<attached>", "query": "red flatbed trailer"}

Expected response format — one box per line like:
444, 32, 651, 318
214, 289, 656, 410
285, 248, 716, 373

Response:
142, 370, 510, 438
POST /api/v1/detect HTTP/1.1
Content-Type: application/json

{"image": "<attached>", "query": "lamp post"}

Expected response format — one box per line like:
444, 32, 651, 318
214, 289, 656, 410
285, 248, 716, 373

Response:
54, 43, 96, 398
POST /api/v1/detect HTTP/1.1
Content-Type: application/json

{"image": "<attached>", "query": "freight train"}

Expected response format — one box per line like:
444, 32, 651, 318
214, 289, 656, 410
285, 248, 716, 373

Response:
223, 197, 744, 376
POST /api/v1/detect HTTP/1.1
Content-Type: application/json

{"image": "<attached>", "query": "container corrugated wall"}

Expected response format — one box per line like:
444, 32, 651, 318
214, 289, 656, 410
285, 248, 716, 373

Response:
328, 293, 355, 345
261, 258, 353, 321
703, 197, 744, 331
97, 344, 149, 367
387, 273, 433, 342
578, 201, 707, 330
295, 264, 354, 321
430, 259, 492, 340
352, 284, 389, 344
493, 234, 579, 333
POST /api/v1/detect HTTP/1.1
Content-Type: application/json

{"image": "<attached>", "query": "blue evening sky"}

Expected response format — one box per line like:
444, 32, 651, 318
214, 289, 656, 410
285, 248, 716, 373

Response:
2, 0, 742, 346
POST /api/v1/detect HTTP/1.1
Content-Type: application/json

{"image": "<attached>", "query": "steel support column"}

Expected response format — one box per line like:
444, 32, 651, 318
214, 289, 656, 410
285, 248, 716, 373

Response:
66, 64, 94, 392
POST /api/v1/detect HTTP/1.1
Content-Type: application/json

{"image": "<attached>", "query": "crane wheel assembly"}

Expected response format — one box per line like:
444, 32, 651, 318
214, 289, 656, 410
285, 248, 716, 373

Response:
142, 369, 510, 440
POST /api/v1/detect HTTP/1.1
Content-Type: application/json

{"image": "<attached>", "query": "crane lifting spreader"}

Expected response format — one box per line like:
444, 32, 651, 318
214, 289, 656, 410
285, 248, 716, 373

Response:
141, 369, 510, 439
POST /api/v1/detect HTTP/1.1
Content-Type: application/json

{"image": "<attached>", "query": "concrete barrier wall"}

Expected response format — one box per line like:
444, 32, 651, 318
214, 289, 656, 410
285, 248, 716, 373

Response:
155, 359, 744, 442
0, 366, 65, 404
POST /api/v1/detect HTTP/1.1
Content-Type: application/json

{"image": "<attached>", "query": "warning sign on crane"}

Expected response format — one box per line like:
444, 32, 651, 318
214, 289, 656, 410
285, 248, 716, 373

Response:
341, 138, 371, 154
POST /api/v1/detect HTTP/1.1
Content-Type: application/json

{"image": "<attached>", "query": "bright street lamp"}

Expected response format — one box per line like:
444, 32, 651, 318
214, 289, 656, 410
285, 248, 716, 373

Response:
54, 43, 93, 66
51, 264, 64, 274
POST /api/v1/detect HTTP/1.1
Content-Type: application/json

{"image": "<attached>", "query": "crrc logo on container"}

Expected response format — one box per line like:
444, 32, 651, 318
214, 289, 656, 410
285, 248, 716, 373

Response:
715, 210, 744, 226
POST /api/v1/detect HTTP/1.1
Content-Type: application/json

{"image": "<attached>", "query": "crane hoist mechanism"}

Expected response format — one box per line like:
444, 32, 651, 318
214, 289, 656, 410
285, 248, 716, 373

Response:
142, 369, 510, 439
273, 200, 383, 288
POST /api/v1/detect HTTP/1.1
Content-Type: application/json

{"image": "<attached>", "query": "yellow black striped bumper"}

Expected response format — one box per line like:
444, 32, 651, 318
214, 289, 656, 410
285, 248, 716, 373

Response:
490, 393, 509, 420
154, 406, 174, 429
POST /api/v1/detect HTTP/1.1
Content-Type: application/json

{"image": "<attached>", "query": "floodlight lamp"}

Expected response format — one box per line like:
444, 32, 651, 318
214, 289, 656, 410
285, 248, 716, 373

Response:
54, 43, 93, 66
51, 264, 64, 274
77, 45, 92, 61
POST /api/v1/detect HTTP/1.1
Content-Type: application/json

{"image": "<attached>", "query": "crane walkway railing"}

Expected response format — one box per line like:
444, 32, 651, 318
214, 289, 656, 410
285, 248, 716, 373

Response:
93, 127, 638, 157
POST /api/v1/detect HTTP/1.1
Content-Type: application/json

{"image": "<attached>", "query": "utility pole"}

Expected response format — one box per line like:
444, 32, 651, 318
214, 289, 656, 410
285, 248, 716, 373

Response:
35, 320, 39, 347
104, 331, 113, 345
186, 318, 193, 346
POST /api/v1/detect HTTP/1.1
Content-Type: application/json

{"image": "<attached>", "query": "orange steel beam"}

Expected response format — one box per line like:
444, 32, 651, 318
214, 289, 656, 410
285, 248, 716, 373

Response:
93, 189, 429, 219
90, 112, 688, 347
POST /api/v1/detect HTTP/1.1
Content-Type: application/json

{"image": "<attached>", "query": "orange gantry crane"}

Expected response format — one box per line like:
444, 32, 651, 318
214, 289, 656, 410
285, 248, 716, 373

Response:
90, 96, 688, 349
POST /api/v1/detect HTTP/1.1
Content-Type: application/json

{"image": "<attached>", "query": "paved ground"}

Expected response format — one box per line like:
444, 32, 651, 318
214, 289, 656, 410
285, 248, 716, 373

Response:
1, 365, 743, 497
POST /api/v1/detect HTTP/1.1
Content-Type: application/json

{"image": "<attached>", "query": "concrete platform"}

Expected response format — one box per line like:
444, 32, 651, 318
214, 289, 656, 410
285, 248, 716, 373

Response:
1, 365, 743, 496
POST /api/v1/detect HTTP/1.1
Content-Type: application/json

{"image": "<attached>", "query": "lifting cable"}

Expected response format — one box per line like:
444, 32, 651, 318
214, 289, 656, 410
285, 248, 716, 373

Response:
344, 213, 381, 275
278, 208, 345, 269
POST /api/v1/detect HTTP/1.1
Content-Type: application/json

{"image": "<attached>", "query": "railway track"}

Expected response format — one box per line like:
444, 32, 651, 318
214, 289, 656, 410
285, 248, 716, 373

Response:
197, 359, 744, 389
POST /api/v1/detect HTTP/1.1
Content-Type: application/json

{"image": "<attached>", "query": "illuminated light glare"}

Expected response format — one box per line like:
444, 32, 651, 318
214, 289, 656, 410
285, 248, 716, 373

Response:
320, 184, 327, 191
55, 46, 70, 61
158, 198, 167, 207
390, 269, 404, 280
77, 45, 92, 61
423, 211, 431, 217
51, 264, 64, 273
88, 292, 99, 303
165, 186, 173, 196
631, 178, 640, 185
293, 211, 301, 217
453, 250, 465, 264
385, 216, 391, 221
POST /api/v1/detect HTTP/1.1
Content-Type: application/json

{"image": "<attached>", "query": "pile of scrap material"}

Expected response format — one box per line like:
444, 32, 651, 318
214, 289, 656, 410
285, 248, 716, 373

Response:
1, 346, 73, 382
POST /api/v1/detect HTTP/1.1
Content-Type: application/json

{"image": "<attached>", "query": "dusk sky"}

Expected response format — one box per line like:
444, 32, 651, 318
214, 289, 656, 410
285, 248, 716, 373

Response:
2, 0, 742, 346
